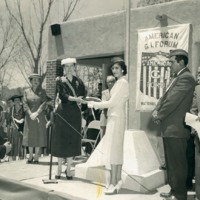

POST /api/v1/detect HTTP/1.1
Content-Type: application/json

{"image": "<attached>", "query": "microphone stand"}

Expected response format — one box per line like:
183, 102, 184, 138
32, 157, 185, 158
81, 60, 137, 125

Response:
43, 111, 58, 184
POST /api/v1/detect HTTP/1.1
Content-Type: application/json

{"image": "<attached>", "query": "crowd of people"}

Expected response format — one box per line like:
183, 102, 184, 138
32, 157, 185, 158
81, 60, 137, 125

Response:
0, 50, 200, 199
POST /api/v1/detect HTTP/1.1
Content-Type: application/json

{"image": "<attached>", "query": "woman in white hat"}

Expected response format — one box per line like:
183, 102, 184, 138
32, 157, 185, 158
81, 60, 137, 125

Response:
51, 58, 86, 180
23, 74, 48, 164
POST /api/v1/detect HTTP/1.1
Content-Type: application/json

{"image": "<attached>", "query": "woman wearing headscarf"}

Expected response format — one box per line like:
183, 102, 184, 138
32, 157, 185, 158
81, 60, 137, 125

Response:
23, 74, 48, 164
51, 58, 86, 180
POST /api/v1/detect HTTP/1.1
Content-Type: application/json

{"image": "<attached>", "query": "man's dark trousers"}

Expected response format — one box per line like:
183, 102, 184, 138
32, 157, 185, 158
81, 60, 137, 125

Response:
163, 137, 188, 200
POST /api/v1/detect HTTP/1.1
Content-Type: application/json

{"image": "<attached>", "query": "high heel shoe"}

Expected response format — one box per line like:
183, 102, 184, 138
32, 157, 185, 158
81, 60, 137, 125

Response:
55, 175, 61, 179
33, 160, 39, 164
104, 184, 118, 195
65, 170, 73, 180
116, 180, 123, 192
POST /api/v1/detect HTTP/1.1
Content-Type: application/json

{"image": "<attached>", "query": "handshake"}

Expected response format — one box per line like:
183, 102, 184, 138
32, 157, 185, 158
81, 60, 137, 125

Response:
77, 96, 101, 107
152, 110, 161, 124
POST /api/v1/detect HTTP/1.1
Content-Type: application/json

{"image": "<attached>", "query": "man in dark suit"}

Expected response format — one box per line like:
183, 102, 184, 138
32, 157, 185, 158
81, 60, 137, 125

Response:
152, 49, 196, 200
0, 142, 12, 159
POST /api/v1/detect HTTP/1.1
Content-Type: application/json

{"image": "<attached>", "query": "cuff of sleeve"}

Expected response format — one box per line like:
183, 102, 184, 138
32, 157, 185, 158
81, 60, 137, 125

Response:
88, 102, 94, 108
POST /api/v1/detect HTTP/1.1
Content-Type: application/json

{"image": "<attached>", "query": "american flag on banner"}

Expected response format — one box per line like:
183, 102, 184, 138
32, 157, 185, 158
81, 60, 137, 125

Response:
140, 51, 171, 100
136, 24, 190, 111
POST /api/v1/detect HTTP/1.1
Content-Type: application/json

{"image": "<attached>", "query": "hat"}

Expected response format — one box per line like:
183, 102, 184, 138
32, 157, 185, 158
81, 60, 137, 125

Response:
9, 95, 23, 101
61, 58, 77, 65
28, 73, 41, 79
169, 49, 188, 58
111, 57, 124, 63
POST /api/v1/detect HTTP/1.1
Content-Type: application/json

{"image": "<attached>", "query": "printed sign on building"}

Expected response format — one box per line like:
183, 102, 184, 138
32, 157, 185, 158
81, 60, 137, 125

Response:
136, 24, 190, 111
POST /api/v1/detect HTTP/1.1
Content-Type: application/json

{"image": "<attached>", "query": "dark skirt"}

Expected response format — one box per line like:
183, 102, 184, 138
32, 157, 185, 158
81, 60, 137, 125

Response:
51, 102, 82, 158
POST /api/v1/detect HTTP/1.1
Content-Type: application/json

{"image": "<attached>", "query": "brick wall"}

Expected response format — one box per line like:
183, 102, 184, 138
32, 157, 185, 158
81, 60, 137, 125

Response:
46, 59, 63, 105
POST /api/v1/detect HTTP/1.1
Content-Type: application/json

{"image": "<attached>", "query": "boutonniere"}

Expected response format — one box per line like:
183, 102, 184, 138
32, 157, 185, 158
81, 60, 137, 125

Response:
61, 76, 67, 83
76, 80, 79, 88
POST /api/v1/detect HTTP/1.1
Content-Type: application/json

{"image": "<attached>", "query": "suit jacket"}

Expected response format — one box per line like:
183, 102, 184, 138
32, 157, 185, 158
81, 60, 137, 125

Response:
155, 67, 196, 138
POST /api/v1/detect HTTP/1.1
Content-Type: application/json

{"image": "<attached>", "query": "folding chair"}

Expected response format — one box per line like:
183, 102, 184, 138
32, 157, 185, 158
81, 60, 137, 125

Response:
81, 118, 87, 138
73, 118, 87, 161
82, 120, 101, 156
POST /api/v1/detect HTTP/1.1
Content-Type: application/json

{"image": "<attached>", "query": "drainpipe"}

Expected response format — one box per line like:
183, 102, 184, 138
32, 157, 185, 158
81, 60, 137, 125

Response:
125, 0, 131, 68
125, 0, 131, 129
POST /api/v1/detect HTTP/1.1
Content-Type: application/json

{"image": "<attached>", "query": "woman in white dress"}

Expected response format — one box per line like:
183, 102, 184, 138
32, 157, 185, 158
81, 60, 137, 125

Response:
88, 60, 129, 195
99, 75, 116, 138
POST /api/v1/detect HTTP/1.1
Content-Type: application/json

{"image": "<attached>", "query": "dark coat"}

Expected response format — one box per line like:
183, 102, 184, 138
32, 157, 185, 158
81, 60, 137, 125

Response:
51, 76, 86, 158
155, 68, 196, 138
0, 145, 6, 159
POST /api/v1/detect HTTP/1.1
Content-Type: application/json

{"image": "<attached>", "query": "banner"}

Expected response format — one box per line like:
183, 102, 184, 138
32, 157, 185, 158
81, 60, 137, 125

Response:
136, 24, 190, 111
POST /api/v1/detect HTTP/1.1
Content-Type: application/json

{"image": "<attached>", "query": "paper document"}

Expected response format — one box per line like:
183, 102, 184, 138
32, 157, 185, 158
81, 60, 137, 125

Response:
185, 112, 200, 139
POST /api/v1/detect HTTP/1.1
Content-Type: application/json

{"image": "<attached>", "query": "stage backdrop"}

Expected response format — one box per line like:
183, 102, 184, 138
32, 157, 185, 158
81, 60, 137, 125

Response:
136, 24, 190, 111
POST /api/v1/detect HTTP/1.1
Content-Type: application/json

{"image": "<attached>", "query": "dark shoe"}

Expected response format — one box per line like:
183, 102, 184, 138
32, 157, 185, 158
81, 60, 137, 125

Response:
66, 176, 73, 180
33, 160, 39, 164
160, 191, 172, 198
159, 163, 166, 170
65, 170, 73, 180
55, 175, 61, 179
26, 158, 33, 164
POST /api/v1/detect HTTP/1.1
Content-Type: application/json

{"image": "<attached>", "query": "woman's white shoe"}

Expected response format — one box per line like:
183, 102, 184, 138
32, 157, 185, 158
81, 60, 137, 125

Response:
104, 184, 118, 195
116, 180, 123, 193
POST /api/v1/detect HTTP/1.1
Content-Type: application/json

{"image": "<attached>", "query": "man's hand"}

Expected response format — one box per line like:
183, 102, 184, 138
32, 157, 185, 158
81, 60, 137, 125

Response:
4, 142, 12, 154
152, 110, 161, 124
152, 110, 158, 118
153, 119, 161, 124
